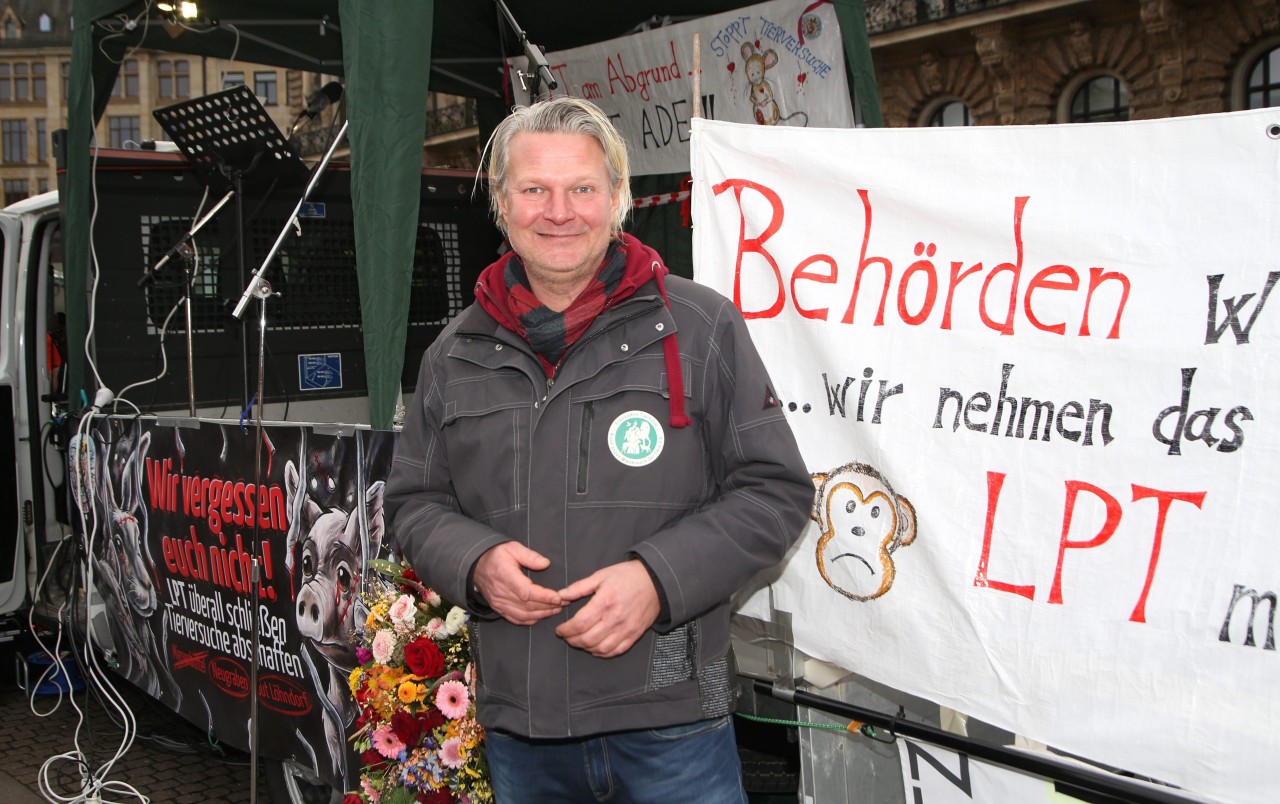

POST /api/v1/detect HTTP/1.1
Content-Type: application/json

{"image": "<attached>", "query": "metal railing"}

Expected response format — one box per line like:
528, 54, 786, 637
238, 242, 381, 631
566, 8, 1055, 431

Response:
426, 100, 477, 138
865, 0, 1025, 35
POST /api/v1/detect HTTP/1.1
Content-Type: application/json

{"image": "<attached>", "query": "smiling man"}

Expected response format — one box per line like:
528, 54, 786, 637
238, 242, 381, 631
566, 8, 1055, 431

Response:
386, 97, 811, 802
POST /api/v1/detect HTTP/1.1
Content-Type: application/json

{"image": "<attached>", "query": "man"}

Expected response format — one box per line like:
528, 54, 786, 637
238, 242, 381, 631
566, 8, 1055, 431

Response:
386, 97, 811, 802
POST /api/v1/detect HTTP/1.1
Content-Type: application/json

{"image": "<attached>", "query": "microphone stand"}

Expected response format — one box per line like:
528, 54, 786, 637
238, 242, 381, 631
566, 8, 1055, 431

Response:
229, 120, 347, 804
137, 189, 236, 416
494, 0, 558, 96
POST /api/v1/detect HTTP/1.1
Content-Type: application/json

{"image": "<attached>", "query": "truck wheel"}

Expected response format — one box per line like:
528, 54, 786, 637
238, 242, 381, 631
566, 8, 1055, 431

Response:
265, 759, 343, 804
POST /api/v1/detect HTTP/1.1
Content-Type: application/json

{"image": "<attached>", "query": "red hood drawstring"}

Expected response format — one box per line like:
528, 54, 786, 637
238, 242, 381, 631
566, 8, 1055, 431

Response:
474, 233, 691, 429
649, 262, 691, 430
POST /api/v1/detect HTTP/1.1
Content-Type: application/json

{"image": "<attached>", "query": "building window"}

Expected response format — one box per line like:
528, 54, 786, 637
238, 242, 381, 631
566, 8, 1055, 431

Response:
1069, 75, 1129, 123
1246, 46, 1280, 109
222, 70, 245, 90
38, 14, 51, 33
928, 100, 972, 127
2, 119, 27, 163
60, 61, 68, 97
175, 60, 190, 98
3, 179, 29, 203
32, 62, 45, 101
0, 64, 9, 102
112, 59, 138, 98
254, 71, 278, 105
4, 21, 17, 40
157, 61, 172, 98
36, 118, 46, 162
14, 63, 27, 101
156, 59, 190, 99
38, 177, 48, 194
108, 115, 140, 149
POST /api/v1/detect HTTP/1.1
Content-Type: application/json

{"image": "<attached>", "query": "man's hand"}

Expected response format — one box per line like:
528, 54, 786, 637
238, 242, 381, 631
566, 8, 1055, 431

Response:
555, 560, 660, 658
473, 542, 563, 626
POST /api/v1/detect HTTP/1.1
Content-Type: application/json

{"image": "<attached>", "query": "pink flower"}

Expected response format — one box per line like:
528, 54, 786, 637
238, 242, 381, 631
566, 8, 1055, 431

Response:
425, 618, 445, 639
361, 776, 381, 802
371, 630, 397, 664
434, 679, 470, 719
388, 594, 417, 626
355, 646, 373, 665
371, 725, 407, 760
439, 736, 466, 769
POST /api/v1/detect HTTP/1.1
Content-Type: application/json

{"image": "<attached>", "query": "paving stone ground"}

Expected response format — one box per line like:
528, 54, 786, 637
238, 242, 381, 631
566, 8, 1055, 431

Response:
0, 674, 276, 803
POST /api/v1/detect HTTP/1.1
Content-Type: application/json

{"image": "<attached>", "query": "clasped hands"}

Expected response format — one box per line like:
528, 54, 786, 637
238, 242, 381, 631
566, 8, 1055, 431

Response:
472, 541, 660, 658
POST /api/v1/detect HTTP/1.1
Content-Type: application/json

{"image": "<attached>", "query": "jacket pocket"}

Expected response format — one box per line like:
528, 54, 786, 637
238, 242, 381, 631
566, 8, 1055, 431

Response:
440, 370, 531, 521
567, 355, 705, 509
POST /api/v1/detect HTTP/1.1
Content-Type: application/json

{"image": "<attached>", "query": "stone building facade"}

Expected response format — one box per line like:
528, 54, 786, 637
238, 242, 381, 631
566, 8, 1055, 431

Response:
867, 0, 1280, 126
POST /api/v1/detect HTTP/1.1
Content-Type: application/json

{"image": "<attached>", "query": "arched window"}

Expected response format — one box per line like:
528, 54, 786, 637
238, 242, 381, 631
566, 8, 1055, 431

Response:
928, 100, 972, 127
1246, 46, 1280, 109
38, 14, 51, 33
1069, 75, 1129, 123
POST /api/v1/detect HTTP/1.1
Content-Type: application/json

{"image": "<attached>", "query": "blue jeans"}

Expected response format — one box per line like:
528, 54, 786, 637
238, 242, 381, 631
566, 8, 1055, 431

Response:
486, 715, 749, 803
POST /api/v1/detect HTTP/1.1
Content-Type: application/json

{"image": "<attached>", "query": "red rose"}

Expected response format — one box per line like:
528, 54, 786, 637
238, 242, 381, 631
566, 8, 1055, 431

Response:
344, 794, 364, 804
403, 637, 445, 678
417, 789, 453, 804
399, 568, 423, 594
391, 710, 425, 746
419, 706, 446, 733
361, 748, 387, 770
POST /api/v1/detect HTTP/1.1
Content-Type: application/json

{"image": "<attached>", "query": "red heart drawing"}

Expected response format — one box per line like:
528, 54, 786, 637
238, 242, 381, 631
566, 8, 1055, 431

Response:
798, 73, 808, 84
727, 62, 735, 73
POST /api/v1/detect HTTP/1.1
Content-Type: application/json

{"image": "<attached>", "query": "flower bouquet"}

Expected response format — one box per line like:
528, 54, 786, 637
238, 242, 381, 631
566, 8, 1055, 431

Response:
346, 559, 491, 804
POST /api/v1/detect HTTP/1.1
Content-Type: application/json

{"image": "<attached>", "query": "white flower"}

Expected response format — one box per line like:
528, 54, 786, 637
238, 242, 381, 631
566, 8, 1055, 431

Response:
371, 629, 396, 664
388, 594, 417, 626
425, 617, 445, 639
444, 606, 468, 636
426, 590, 442, 608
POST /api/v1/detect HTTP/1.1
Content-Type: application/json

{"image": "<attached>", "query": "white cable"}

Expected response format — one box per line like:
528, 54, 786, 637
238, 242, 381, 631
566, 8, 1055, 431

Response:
33, 411, 150, 804
96, 3, 154, 65
113, 184, 210, 409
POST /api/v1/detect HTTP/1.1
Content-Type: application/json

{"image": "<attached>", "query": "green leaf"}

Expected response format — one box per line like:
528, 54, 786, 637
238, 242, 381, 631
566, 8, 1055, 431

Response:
380, 785, 418, 804
368, 559, 406, 579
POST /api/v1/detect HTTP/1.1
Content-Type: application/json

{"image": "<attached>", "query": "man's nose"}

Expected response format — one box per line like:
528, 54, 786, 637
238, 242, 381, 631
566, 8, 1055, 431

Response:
544, 191, 574, 223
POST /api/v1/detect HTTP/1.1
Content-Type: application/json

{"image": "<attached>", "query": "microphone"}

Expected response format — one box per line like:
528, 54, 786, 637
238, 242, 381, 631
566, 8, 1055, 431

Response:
289, 81, 344, 136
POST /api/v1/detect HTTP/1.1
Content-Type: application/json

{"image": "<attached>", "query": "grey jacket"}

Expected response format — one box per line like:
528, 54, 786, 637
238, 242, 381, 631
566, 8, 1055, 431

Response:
386, 267, 811, 739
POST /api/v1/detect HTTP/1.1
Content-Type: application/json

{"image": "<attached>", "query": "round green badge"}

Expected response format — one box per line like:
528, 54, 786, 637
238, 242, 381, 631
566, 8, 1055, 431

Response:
607, 410, 665, 467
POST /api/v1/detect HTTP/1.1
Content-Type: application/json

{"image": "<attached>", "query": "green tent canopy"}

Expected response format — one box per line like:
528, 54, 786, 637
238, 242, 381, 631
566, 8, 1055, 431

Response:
65, 0, 879, 428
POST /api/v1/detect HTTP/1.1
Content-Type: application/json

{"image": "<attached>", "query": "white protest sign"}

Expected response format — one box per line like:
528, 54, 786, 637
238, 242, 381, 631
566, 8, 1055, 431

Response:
692, 112, 1280, 803
513, 0, 854, 175
897, 740, 1088, 804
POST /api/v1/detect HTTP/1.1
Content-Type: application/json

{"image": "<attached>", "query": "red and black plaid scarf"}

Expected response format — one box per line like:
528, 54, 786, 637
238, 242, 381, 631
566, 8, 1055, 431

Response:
503, 242, 628, 376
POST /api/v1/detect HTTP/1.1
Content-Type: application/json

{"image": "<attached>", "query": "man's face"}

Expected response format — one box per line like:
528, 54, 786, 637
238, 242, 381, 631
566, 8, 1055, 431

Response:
497, 131, 620, 303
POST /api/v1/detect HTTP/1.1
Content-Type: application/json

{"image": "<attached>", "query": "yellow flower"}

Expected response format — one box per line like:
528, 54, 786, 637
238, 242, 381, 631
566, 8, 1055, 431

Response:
348, 667, 363, 696
397, 679, 425, 704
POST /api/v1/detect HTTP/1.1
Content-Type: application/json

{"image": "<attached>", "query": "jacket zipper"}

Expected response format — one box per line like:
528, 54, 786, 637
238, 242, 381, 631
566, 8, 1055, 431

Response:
576, 401, 593, 494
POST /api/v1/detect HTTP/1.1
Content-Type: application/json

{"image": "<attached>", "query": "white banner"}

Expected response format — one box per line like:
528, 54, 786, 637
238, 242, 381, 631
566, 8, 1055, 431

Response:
692, 112, 1280, 803
896, 740, 1087, 804
514, 0, 855, 175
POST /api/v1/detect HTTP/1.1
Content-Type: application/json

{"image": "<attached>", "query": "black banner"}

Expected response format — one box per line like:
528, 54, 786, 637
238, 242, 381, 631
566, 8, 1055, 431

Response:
72, 416, 395, 790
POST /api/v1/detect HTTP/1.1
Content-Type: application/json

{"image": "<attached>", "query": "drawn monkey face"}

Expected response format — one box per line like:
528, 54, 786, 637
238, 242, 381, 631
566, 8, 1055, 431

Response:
813, 463, 917, 602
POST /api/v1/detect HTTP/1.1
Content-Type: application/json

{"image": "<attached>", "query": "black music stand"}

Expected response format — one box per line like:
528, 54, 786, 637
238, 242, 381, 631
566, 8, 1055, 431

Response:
154, 84, 306, 191
153, 85, 307, 409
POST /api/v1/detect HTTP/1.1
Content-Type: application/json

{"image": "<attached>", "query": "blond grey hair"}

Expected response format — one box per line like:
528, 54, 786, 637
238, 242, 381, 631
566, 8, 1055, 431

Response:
482, 97, 632, 236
